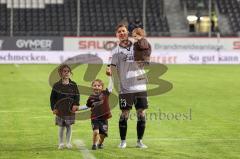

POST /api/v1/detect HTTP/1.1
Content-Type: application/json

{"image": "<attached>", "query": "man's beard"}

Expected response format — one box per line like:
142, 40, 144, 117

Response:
120, 39, 130, 47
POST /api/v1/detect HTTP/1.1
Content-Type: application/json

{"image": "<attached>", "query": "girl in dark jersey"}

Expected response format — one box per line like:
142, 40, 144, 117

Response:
50, 64, 80, 149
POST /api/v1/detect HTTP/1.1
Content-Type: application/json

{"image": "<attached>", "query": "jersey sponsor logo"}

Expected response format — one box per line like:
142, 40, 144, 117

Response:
16, 39, 53, 50
92, 100, 104, 107
118, 47, 134, 62
122, 52, 134, 61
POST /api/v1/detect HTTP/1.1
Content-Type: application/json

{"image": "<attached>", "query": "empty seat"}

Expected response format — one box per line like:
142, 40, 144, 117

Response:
0, 0, 171, 36
216, 0, 240, 34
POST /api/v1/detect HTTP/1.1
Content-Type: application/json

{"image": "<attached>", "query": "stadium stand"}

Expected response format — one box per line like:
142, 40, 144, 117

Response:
0, 0, 170, 36
216, 0, 240, 33
2, 0, 240, 37
181, 0, 240, 36
183, 0, 210, 11
0, 0, 10, 36
145, 0, 170, 36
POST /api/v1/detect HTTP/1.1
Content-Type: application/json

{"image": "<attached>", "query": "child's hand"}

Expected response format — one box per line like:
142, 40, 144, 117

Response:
72, 105, 79, 112
135, 36, 142, 41
106, 67, 112, 76
53, 109, 58, 115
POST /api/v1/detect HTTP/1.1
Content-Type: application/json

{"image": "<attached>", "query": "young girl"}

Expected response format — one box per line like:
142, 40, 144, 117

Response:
86, 78, 113, 150
50, 64, 80, 149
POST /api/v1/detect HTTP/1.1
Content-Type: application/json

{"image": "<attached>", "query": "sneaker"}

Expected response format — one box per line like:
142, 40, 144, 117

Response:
97, 144, 104, 149
66, 143, 73, 149
118, 140, 127, 149
92, 144, 97, 150
58, 143, 65, 150
136, 140, 148, 148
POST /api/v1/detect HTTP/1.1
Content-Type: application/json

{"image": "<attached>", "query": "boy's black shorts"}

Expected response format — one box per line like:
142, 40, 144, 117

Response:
119, 91, 148, 110
91, 119, 108, 137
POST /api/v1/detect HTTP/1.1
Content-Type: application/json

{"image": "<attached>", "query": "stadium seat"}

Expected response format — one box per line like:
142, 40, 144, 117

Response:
0, 0, 170, 36
216, 0, 240, 32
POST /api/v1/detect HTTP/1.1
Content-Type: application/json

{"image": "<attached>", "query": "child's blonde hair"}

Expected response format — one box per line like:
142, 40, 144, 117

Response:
132, 27, 146, 37
92, 79, 104, 88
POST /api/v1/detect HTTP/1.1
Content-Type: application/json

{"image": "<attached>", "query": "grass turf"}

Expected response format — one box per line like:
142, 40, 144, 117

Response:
0, 64, 239, 159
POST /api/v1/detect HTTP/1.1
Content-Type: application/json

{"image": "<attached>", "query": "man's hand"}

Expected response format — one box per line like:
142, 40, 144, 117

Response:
106, 66, 112, 76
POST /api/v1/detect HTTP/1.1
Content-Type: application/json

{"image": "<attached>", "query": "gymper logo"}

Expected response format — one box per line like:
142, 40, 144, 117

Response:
16, 39, 53, 50
0, 40, 3, 50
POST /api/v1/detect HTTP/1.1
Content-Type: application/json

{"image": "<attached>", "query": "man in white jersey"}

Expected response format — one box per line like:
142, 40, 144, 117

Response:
106, 24, 148, 149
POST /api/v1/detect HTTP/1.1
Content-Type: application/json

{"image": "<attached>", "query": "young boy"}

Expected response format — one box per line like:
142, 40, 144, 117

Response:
86, 78, 113, 150
50, 64, 80, 149
132, 27, 151, 67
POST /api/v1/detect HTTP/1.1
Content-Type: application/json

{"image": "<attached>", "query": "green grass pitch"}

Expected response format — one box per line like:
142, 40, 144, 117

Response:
0, 64, 239, 159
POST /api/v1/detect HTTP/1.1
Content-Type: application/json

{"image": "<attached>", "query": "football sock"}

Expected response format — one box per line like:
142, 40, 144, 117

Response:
119, 115, 128, 140
137, 115, 146, 140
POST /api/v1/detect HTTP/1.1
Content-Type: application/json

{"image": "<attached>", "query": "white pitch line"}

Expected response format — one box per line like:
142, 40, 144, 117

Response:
14, 64, 20, 68
0, 111, 26, 113
73, 139, 97, 159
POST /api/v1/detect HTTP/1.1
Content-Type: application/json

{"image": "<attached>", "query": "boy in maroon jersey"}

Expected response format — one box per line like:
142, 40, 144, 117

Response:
86, 78, 113, 150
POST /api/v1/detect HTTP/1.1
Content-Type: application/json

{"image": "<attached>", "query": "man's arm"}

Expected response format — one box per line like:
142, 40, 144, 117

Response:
106, 64, 112, 76
107, 76, 113, 93
78, 105, 89, 111
106, 50, 120, 92
106, 48, 118, 76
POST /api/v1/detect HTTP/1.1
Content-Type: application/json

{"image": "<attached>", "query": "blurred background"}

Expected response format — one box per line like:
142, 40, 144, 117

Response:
0, 0, 239, 64
0, 1, 240, 159
0, 0, 237, 37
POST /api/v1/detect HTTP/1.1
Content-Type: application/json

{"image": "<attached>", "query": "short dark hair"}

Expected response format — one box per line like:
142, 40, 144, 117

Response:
115, 24, 128, 33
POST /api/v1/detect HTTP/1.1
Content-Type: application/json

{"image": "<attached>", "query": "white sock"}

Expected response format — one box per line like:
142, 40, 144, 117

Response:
66, 125, 72, 144
59, 126, 65, 144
